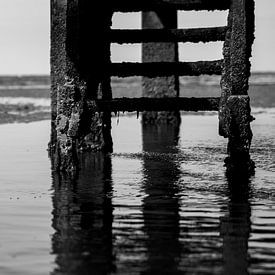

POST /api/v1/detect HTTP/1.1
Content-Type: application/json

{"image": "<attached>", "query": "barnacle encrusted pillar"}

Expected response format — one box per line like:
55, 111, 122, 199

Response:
142, 9, 181, 125
219, 0, 255, 169
50, 0, 113, 172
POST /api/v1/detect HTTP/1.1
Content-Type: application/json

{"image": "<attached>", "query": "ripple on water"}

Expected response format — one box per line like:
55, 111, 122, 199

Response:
0, 112, 274, 274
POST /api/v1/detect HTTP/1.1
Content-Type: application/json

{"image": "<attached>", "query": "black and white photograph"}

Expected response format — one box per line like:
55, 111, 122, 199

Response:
0, 1, 274, 274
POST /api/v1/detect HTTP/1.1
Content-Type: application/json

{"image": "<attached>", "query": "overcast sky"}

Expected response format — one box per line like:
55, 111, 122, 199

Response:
0, 0, 274, 75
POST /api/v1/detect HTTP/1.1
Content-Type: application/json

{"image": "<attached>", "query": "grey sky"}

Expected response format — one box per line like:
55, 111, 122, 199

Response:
0, 0, 50, 75
0, 0, 274, 74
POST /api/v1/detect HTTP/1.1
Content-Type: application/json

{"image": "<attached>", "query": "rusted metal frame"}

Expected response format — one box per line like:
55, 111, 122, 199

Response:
109, 27, 227, 44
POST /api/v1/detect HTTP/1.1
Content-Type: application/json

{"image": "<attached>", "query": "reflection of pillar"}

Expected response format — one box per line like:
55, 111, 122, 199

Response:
51, 153, 115, 275
142, 123, 181, 273
142, 10, 181, 125
220, 170, 252, 275
50, 1, 113, 172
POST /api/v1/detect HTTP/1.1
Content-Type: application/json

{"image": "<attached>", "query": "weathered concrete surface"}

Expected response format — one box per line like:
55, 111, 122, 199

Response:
219, 0, 255, 167
50, 0, 113, 172
222, 96, 255, 172
222, 95, 253, 154
142, 10, 180, 125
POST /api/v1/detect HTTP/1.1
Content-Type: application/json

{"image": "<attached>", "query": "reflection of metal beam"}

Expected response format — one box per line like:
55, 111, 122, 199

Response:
111, 0, 230, 12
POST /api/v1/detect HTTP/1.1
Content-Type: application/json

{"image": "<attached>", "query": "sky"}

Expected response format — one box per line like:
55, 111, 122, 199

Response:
0, 0, 274, 75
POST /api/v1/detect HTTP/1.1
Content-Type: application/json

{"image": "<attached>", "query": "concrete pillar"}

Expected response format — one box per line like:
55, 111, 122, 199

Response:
219, 0, 255, 168
142, 9, 181, 125
50, 0, 113, 172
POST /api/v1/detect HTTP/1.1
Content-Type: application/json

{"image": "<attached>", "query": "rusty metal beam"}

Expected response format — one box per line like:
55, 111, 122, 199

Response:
87, 97, 220, 112
110, 0, 230, 12
109, 60, 223, 77
109, 26, 227, 44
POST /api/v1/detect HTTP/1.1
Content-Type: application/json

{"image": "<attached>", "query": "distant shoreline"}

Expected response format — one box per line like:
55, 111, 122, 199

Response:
0, 73, 274, 124
1, 72, 275, 86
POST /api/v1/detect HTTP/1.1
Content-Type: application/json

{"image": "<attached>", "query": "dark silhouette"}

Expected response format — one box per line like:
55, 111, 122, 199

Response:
220, 168, 253, 274
51, 153, 115, 275
142, 123, 182, 274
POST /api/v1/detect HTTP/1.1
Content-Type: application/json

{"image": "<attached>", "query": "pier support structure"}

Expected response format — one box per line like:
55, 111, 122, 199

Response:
50, 0, 255, 172
50, 1, 112, 171
219, 0, 255, 169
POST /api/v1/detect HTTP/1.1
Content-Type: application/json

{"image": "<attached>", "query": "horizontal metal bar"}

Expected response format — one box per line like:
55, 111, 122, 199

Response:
109, 27, 227, 44
109, 60, 223, 77
88, 97, 220, 112
110, 0, 230, 12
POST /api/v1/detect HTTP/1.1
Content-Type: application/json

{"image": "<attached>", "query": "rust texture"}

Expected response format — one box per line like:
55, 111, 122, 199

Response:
142, 9, 180, 124
111, 0, 230, 12
223, 96, 255, 171
87, 97, 220, 113
223, 96, 253, 154
219, 0, 255, 166
50, 0, 113, 172
50, 0, 66, 149
110, 60, 223, 77
109, 26, 227, 44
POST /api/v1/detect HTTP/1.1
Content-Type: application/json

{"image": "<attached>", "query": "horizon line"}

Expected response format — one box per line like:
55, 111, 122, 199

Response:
0, 71, 275, 77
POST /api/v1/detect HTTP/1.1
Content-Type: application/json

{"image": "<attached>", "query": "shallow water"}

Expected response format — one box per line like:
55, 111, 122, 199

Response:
0, 110, 274, 275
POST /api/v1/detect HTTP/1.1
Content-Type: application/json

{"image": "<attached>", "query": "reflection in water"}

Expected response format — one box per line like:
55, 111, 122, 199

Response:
221, 169, 253, 275
49, 117, 267, 274
1, 115, 274, 274
142, 123, 182, 274
51, 153, 115, 275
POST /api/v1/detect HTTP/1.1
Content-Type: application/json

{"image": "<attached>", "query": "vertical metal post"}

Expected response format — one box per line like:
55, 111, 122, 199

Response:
142, 9, 181, 125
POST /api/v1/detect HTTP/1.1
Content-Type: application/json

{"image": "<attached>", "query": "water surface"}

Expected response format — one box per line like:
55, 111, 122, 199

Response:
0, 110, 274, 274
